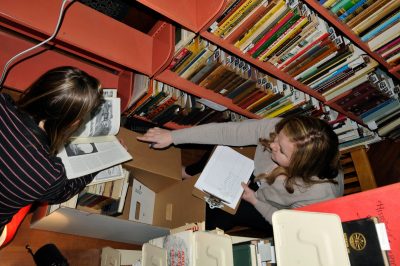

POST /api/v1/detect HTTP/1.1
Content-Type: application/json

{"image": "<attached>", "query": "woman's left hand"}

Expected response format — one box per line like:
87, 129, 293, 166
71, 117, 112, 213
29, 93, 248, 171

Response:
241, 182, 258, 205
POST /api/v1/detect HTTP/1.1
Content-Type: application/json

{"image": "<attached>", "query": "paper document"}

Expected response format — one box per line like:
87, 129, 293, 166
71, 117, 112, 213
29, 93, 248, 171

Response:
194, 145, 254, 209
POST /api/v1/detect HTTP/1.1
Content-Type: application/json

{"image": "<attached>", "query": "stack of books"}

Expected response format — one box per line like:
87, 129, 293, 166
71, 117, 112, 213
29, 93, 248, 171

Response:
76, 167, 130, 216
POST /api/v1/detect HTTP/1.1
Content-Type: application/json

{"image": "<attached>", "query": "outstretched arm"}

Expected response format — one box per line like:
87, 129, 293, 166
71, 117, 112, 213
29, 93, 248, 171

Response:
136, 127, 173, 149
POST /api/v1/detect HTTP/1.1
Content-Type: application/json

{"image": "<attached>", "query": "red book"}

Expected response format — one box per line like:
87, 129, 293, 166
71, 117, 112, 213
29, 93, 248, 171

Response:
238, 90, 268, 109
298, 183, 400, 266
247, 9, 295, 55
225, 0, 277, 43
278, 32, 330, 70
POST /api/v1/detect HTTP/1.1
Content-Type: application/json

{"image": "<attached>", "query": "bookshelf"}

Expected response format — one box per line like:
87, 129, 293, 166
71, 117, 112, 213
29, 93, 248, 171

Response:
137, 0, 398, 142
1, 0, 398, 246
302, 0, 400, 80
0, 0, 174, 110
156, 71, 259, 118
136, 0, 227, 33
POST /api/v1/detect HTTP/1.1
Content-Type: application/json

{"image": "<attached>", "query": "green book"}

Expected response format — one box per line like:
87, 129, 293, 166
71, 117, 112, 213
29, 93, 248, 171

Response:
233, 244, 257, 266
331, 0, 360, 15
252, 9, 301, 58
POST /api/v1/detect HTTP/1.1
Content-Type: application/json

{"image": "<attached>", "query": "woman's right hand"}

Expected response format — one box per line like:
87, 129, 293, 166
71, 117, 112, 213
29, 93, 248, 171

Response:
136, 127, 173, 149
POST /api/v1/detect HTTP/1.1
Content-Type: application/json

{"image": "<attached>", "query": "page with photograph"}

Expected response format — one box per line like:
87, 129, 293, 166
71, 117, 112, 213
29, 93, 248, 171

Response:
57, 89, 132, 179
72, 96, 121, 139
58, 139, 132, 179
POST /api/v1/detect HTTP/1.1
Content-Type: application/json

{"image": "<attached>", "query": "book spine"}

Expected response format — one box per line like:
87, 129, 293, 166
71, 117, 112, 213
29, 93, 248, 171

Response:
278, 32, 330, 70
259, 16, 310, 61
211, 0, 244, 31
213, 0, 259, 37
251, 11, 301, 58
247, 9, 295, 55
361, 12, 400, 42
234, 0, 286, 50
331, 0, 358, 15
368, 21, 400, 51
338, 0, 368, 21
221, 0, 265, 38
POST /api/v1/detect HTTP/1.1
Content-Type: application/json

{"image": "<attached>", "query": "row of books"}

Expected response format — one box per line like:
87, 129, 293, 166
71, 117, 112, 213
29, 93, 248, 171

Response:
124, 79, 246, 126
321, 0, 400, 67
167, 37, 313, 117
76, 167, 130, 216
48, 166, 130, 217
166, 35, 384, 146
206, 0, 400, 139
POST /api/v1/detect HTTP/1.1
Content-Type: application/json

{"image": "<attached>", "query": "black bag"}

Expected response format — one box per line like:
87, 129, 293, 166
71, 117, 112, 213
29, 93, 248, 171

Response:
26, 243, 69, 266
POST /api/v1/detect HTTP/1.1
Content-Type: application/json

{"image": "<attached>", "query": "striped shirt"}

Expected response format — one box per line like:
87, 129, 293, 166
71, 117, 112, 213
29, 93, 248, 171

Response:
0, 93, 94, 230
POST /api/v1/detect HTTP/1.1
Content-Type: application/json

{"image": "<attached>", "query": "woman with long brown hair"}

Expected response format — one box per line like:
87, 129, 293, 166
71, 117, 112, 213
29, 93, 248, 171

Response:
0, 66, 103, 239
137, 116, 343, 233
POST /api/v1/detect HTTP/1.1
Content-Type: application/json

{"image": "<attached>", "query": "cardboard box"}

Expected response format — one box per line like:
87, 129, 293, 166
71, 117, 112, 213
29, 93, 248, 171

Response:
31, 127, 206, 244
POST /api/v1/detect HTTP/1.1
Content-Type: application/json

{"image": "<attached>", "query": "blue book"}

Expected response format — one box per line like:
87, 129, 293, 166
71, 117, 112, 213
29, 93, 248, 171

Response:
361, 12, 400, 42
338, 0, 367, 21
311, 64, 350, 89
361, 98, 399, 122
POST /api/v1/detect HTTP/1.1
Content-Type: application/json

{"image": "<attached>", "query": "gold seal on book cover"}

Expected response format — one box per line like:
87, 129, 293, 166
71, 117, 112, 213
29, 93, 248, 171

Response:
349, 232, 367, 251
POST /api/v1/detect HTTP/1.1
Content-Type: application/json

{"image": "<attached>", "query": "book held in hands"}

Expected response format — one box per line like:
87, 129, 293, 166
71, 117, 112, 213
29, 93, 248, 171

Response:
57, 89, 132, 179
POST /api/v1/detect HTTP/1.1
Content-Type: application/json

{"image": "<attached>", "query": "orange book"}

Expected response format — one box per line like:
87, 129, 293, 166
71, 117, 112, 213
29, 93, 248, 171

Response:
287, 41, 339, 77
224, 0, 276, 43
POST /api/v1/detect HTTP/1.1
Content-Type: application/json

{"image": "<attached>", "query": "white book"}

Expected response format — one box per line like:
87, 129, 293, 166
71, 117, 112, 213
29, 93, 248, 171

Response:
57, 91, 132, 179
368, 21, 400, 51
194, 146, 254, 210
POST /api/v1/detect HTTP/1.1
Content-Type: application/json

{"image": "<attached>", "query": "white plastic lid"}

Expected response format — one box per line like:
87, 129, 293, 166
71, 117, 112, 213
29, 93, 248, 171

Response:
272, 210, 350, 266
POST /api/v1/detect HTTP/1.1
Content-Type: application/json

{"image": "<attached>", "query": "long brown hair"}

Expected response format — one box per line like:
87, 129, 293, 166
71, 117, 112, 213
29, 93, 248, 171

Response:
17, 66, 103, 155
256, 116, 340, 193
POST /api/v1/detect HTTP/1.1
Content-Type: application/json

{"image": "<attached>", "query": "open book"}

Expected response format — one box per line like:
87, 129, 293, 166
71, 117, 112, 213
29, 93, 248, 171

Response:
193, 145, 254, 212
57, 89, 132, 179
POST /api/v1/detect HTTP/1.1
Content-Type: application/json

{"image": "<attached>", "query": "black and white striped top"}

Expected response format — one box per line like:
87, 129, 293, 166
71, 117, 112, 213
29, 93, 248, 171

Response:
0, 93, 94, 230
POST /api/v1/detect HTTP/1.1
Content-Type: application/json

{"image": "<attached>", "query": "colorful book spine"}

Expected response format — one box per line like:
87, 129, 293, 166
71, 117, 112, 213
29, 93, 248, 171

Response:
338, 0, 367, 21
331, 0, 360, 15
213, 0, 260, 37
368, 21, 400, 51
251, 11, 302, 58
247, 9, 295, 55
259, 16, 310, 61
235, 0, 287, 51
279, 33, 330, 70
361, 11, 400, 42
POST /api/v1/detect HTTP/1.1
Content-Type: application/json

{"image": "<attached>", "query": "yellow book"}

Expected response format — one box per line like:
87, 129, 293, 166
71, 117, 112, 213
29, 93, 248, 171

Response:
234, 0, 286, 50
258, 16, 309, 61
173, 38, 204, 74
264, 102, 294, 118
323, 0, 339, 8
352, 0, 400, 35
214, 0, 260, 37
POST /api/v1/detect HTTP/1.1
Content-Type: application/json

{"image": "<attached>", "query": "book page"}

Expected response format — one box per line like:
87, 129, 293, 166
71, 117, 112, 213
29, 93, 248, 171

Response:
57, 136, 132, 179
72, 97, 121, 138
194, 146, 254, 209
88, 164, 125, 185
